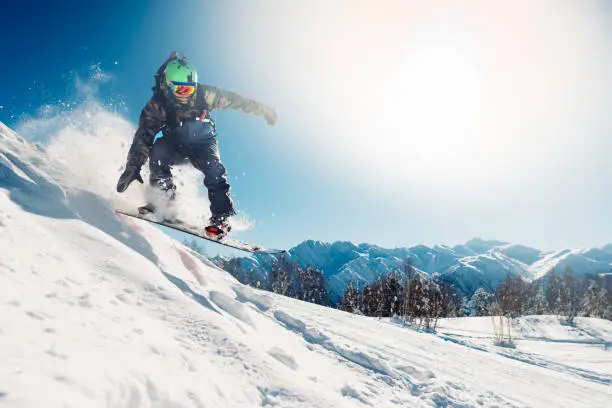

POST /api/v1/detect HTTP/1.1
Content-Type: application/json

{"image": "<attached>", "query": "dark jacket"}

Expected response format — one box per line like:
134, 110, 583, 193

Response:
125, 85, 272, 169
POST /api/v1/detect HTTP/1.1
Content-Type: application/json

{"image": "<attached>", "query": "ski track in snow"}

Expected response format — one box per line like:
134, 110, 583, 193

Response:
437, 332, 612, 385
1, 121, 612, 407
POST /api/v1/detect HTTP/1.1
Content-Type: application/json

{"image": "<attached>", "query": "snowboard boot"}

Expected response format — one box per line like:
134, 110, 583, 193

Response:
139, 180, 177, 216
205, 215, 232, 239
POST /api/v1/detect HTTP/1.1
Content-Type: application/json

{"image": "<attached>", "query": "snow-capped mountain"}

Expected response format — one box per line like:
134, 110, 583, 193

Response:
231, 238, 612, 304
2, 120, 612, 407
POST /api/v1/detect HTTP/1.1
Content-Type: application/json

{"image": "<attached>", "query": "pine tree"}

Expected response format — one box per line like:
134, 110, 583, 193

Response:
583, 279, 606, 318
456, 296, 469, 317
402, 273, 424, 322
362, 283, 375, 316
438, 279, 460, 317
363, 277, 385, 317
383, 273, 404, 317
559, 267, 583, 324
546, 270, 561, 314
600, 275, 612, 320
530, 281, 547, 315
339, 281, 362, 314
468, 288, 494, 316
313, 266, 329, 306
270, 255, 292, 296
297, 265, 329, 306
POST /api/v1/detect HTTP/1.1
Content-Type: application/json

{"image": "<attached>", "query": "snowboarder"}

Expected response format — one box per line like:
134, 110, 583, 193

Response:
116, 52, 277, 238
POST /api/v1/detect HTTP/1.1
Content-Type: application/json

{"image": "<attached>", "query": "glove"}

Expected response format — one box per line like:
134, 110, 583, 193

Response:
116, 165, 144, 193
263, 107, 277, 126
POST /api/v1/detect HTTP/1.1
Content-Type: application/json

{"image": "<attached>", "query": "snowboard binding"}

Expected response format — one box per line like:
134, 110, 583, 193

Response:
138, 204, 156, 215
205, 216, 231, 239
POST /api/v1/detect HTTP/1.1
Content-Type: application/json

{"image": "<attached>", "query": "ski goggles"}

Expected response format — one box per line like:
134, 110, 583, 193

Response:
168, 81, 197, 96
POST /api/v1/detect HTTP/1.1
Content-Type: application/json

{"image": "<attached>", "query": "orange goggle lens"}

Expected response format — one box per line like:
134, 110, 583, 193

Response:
169, 82, 196, 96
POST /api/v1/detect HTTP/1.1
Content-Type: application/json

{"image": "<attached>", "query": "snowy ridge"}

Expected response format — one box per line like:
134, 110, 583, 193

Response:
528, 248, 612, 280
1, 121, 612, 407
237, 237, 612, 303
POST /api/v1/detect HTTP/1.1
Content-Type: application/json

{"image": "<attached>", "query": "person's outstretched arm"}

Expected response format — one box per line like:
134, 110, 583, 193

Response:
200, 85, 277, 125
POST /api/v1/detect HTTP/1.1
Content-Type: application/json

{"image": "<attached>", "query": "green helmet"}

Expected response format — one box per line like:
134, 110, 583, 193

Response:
164, 58, 198, 103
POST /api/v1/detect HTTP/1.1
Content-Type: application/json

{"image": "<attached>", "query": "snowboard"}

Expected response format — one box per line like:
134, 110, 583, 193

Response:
115, 209, 286, 254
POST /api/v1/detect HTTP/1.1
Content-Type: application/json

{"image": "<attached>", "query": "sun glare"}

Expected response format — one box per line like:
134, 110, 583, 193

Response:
379, 43, 488, 183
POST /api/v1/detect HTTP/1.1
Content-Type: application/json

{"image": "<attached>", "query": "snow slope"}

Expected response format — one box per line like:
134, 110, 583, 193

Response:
1, 121, 612, 407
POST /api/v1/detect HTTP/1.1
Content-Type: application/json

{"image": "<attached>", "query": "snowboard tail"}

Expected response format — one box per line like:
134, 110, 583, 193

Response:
115, 209, 285, 254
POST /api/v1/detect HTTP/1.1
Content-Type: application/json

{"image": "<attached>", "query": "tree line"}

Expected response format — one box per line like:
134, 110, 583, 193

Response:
339, 262, 465, 329
339, 262, 612, 326
208, 243, 612, 324
216, 255, 329, 307
469, 267, 612, 323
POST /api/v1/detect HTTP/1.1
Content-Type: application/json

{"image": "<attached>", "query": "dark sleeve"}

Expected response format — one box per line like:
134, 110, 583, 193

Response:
125, 99, 165, 168
200, 85, 271, 116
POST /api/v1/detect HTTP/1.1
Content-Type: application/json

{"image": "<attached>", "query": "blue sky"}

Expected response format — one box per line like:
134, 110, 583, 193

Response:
2, 1, 612, 255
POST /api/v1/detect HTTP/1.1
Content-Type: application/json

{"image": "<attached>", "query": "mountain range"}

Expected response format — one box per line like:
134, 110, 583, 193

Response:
218, 237, 612, 304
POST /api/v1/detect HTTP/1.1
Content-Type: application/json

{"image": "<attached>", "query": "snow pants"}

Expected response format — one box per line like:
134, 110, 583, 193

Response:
149, 120, 236, 219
